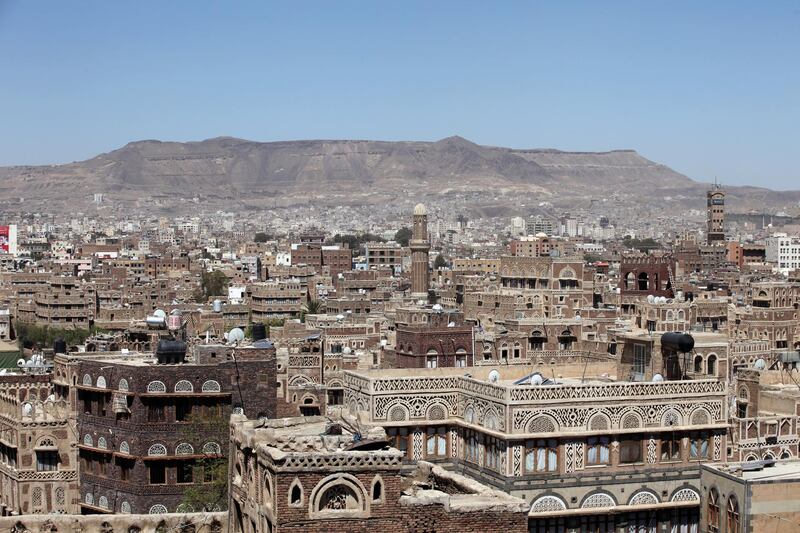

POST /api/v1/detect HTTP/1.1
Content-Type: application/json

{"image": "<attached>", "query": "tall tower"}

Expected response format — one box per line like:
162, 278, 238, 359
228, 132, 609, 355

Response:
706, 182, 725, 244
410, 203, 431, 296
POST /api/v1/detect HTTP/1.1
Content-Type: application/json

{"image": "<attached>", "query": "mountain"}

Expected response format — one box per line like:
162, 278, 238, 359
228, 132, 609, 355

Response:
0, 136, 796, 212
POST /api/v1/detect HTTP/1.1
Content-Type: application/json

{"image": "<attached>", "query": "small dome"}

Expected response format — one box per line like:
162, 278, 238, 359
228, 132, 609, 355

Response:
414, 203, 427, 216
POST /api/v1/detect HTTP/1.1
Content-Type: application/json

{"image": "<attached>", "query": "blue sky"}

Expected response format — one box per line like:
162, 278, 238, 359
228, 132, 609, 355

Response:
1, 1, 798, 188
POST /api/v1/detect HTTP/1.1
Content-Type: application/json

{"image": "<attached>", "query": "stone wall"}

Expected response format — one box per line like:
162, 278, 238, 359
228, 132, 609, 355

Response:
0, 512, 227, 533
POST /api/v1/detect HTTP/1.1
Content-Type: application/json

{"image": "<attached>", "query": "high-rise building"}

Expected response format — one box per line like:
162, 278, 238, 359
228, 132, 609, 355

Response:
706, 184, 725, 244
410, 204, 430, 296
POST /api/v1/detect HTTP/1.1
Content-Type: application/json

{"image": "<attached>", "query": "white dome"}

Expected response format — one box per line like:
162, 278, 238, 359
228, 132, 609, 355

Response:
414, 203, 427, 215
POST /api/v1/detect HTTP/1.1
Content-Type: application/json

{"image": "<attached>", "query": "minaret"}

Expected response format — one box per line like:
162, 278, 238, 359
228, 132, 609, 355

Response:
706, 182, 725, 245
410, 203, 430, 297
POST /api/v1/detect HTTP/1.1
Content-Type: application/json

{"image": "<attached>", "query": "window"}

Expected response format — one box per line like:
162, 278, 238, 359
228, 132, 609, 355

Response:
727, 496, 739, 533
176, 400, 193, 421
690, 433, 709, 460
388, 428, 408, 455
707, 489, 720, 532
619, 436, 642, 464
707, 355, 717, 375
661, 437, 681, 461
587, 437, 610, 465
466, 432, 480, 464
177, 462, 194, 484
147, 403, 165, 422
117, 458, 134, 481
485, 437, 503, 472
149, 463, 166, 484
455, 354, 466, 367
633, 344, 648, 376
524, 439, 558, 473
36, 450, 59, 471
426, 427, 447, 457
426, 356, 437, 368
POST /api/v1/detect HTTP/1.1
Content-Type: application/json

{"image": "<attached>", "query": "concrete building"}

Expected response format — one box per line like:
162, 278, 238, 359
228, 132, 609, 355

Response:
766, 233, 800, 274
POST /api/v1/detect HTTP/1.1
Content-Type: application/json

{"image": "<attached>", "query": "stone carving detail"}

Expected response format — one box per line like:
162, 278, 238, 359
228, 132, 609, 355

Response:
530, 495, 567, 513
564, 441, 584, 473
713, 434, 722, 460
582, 493, 615, 508
629, 491, 658, 506
647, 437, 657, 464
412, 429, 423, 460
691, 409, 710, 425
513, 444, 522, 476
427, 404, 446, 420
449, 429, 458, 458
589, 414, 610, 430
527, 415, 557, 433
622, 412, 643, 429
671, 488, 700, 502
389, 404, 408, 422
149, 504, 168, 514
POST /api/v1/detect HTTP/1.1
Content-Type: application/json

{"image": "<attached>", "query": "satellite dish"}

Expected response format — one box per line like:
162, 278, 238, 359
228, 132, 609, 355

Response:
530, 373, 544, 385
652, 373, 664, 382
447, 322, 455, 327
432, 304, 443, 312
228, 328, 245, 343
336, 314, 345, 321
343, 346, 352, 354
153, 309, 167, 319
488, 370, 500, 383
754, 358, 767, 370
647, 295, 656, 304
17, 359, 25, 367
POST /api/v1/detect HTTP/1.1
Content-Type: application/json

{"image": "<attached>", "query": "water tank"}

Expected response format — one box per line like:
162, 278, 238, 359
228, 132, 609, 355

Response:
146, 315, 166, 328
53, 338, 67, 355
661, 332, 695, 353
156, 339, 187, 364
252, 323, 267, 341
212, 300, 223, 313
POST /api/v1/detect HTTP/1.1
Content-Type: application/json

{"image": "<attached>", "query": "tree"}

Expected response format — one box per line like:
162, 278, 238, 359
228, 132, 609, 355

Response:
253, 232, 272, 243
178, 412, 229, 512
622, 236, 660, 253
201, 270, 229, 299
434, 255, 448, 269
394, 227, 412, 246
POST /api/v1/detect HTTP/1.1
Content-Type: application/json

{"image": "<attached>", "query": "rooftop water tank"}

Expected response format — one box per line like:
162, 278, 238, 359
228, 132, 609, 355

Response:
661, 332, 695, 353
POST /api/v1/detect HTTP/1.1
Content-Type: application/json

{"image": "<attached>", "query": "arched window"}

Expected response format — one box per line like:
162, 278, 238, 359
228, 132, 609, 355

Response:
637, 272, 649, 291
694, 355, 703, 373
83, 434, 94, 447
99, 496, 110, 510
148, 443, 167, 456
202, 380, 221, 392
119, 441, 130, 454
176, 443, 194, 455
96, 376, 107, 389
120, 501, 131, 514
727, 496, 740, 533
707, 488, 720, 532
118, 378, 129, 391
288, 478, 303, 507
147, 381, 166, 393
149, 504, 168, 514
82, 374, 93, 386
318, 484, 360, 511
707, 354, 717, 376
203, 442, 222, 455
174, 380, 194, 393
97, 436, 107, 449
371, 476, 383, 502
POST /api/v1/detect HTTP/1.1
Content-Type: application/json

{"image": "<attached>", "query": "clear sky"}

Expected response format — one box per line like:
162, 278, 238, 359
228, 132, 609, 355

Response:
1, 1, 798, 188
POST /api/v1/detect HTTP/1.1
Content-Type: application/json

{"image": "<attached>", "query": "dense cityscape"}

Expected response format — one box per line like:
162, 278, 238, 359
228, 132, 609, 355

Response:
0, 181, 798, 532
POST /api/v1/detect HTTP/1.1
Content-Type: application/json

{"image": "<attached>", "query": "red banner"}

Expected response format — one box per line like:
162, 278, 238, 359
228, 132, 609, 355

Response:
0, 226, 8, 253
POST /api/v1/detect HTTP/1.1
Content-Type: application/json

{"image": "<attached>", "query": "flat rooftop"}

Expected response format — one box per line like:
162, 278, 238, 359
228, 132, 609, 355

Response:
705, 460, 800, 482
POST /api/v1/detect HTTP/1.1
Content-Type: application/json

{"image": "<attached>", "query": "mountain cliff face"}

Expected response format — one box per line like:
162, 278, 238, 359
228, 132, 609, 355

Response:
0, 136, 794, 210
